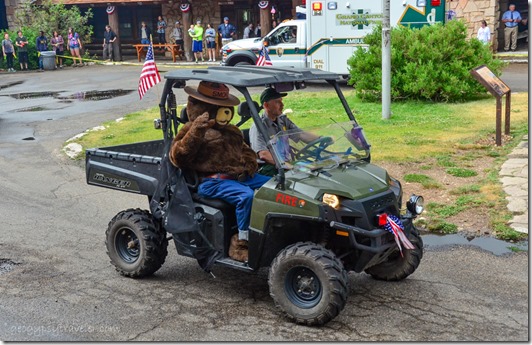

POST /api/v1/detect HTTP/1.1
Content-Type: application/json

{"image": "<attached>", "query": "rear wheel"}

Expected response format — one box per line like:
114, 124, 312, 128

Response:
106, 208, 168, 278
268, 242, 348, 326
365, 226, 423, 281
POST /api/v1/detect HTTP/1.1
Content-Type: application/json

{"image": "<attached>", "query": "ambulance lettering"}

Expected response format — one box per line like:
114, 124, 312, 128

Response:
313, 59, 324, 70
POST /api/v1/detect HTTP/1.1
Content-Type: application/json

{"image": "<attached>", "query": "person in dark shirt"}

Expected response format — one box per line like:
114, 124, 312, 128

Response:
218, 17, 236, 46
36, 30, 48, 71
102, 25, 117, 61
15, 30, 29, 70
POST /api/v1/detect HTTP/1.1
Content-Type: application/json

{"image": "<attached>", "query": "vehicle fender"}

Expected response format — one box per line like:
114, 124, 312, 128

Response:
248, 212, 326, 269
225, 50, 257, 66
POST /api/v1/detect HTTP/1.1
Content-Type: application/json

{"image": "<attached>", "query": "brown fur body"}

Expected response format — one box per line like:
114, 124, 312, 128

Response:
169, 97, 258, 176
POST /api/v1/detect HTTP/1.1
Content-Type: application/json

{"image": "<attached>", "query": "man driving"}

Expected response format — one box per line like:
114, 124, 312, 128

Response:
249, 88, 319, 176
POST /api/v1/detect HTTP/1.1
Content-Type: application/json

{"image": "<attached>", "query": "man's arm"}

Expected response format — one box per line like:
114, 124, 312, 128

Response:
282, 116, 319, 143
258, 149, 275, 165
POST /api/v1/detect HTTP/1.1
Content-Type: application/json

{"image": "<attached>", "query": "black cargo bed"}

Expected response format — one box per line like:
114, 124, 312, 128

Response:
85, 140, 165, 195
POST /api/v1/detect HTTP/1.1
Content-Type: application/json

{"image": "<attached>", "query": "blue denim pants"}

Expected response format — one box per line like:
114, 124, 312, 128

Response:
198, 174, 270, 230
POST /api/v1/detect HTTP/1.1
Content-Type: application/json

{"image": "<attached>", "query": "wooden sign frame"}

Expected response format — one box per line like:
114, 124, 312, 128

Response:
470, 65, 511, 146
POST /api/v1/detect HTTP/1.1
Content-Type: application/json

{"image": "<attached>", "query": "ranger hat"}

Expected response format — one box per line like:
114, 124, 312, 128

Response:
184, 81, 240, 106
260, 87, 287, 104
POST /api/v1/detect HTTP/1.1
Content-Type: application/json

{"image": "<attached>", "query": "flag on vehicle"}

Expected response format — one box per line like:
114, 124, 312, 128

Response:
256, 44, 273, 66
384, 214, 415, 257
138, 43, 161, 100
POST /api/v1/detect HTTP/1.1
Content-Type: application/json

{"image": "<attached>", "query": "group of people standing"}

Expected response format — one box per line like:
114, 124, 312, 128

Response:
476, 3, 527, 52
1, 27, 83, 72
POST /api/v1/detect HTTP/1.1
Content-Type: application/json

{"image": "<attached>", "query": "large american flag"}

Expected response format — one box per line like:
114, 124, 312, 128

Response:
138, 43, 161, 100
256, 44, 273, 66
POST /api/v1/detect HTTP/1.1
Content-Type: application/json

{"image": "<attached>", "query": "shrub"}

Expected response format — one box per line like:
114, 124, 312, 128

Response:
347, 20, 506, 102
14, 0, 93, 44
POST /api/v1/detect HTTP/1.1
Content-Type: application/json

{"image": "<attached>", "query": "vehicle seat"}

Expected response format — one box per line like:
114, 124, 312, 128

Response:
242, 128, 251, 146
179, 107, 189, 123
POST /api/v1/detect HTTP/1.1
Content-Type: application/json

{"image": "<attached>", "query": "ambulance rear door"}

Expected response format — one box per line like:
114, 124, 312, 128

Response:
306, 0, 383, 76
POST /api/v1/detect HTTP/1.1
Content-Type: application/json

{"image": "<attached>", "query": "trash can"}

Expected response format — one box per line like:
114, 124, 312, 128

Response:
41, 51, 56, 70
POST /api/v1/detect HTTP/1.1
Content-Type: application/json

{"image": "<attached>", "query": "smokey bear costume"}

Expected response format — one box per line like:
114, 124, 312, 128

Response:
169, 81, 270, 262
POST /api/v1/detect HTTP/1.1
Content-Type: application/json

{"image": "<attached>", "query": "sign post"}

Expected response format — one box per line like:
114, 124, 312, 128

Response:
470, 65, 511, 146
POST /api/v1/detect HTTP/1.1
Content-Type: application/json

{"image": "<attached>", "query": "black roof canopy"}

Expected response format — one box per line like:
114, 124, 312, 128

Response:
164, 66, 341, 87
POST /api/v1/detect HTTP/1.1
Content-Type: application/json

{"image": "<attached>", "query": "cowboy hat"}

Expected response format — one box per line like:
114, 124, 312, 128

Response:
184, 81, 240, 106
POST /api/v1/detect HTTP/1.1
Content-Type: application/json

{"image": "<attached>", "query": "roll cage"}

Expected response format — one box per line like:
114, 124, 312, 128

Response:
158, 66, 358, 189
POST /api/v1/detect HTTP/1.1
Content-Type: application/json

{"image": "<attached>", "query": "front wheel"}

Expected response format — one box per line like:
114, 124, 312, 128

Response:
106, 208, 168, 278
234, 61, 252, 66
268, 242, 348, 326
364, 226, 423, 281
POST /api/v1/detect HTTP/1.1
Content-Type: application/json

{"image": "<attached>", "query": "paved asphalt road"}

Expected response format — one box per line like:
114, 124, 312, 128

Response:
0, 64, 528, 341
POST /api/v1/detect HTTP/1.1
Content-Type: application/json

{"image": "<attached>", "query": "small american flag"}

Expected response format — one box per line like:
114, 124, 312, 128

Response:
256, 44, 273, 66
138, 43, 161, 100
384, 214, 415, 257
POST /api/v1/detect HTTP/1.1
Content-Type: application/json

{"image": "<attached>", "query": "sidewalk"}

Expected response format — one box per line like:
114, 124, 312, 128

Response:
499, 135, 529, 234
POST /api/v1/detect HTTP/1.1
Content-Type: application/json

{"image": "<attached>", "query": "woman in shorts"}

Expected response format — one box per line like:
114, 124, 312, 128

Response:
205, 23, 216, 62
51, 31, 65, 68
67, 27, 83, 67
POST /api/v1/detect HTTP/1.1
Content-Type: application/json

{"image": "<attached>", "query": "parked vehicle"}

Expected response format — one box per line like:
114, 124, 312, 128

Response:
85, 66, 425, 325
221, 0, 446, 75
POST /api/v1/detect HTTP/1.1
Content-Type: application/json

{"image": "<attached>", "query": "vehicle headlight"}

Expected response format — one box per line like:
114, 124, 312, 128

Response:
406, 194, 424, 215
322, 193, 340, 209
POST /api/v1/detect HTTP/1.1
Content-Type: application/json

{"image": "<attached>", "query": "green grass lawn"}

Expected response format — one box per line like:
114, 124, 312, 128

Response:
69, 90, 529, 240
72, 90, 528, 162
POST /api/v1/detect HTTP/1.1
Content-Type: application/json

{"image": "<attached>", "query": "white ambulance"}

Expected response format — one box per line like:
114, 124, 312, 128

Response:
220, 0, 445, 76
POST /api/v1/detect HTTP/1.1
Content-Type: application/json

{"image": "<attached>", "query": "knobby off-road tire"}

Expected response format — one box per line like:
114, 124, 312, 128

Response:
268, 242, 348, 326
365, 226, 423, 281
106, 208, 168, 278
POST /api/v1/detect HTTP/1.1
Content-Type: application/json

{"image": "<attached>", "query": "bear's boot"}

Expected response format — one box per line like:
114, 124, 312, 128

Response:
229, 234, 248, 262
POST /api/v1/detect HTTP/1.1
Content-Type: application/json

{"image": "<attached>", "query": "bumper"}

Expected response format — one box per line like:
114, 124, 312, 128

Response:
329, 221, 394, 253
329, 216, 414, 254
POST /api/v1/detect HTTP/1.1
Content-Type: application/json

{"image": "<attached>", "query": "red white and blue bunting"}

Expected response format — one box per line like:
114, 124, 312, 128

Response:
384, 215, 415, 257
258, 1, 269, 9
106, 6, 115, 14
180, 3, 191, 12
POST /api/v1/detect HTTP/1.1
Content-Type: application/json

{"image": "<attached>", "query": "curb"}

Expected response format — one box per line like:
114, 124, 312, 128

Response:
499, 135, 529, 234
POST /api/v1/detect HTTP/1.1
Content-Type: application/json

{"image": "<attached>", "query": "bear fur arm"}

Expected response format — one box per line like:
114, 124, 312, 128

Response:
169, 115, 212, 167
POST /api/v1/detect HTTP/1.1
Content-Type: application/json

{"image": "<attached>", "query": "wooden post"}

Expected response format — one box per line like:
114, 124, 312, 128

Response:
182, 9, 193, 61
505, 92, 511, 135
260, 5, 271, 38
496, 96, 502, 146
291, 0, 299, 18
108, 9, 122, 61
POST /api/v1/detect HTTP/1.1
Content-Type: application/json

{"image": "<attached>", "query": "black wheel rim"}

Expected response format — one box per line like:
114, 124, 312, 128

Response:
115, 227, 140, 263
285, 266, 322, 309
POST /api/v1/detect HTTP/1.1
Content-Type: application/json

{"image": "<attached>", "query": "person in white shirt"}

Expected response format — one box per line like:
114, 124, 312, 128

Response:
477, 20, 491, 45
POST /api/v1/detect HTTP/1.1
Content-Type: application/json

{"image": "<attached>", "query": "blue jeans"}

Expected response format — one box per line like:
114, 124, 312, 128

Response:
38, 54, 44, 69
198, 174, 270, 230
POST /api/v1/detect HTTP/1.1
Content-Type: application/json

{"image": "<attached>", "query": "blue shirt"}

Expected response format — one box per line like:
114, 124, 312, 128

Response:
502, 10, 521, 28
218, 23, 236, 39
36, 35, 48, 52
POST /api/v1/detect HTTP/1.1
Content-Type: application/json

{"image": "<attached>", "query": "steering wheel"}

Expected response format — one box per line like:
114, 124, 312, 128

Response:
295, 136, 333, 161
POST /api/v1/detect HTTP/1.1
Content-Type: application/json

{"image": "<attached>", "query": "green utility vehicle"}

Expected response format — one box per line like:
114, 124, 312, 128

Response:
85, 66, 425, 326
